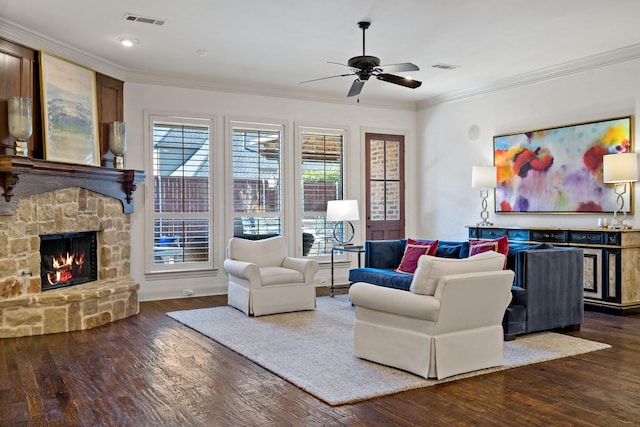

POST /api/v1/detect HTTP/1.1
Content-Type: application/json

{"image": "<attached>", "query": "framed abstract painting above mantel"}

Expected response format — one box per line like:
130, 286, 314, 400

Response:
39, 52, 100, 167
494, 116, 633, 214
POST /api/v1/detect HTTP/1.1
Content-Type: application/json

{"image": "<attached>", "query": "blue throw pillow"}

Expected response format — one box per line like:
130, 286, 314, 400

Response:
435, 241, 470, 258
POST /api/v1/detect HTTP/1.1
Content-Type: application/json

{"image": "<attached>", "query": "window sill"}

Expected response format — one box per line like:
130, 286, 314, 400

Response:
145, 268, 219, 281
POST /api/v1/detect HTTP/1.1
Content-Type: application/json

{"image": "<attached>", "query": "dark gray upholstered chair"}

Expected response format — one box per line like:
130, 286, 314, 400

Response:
516, 248, 584, 334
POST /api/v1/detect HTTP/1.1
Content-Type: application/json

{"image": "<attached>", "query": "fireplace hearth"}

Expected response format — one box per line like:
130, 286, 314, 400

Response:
40, 231, 98, 291
0, 187, 140, 338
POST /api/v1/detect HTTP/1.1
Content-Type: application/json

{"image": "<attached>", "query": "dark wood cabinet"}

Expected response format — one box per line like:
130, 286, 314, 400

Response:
468, 225, 640, 315
0, 39, 35, 154
96, 73, 124, 167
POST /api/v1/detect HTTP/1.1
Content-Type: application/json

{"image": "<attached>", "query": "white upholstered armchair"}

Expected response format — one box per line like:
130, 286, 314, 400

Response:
224, 236, 319, 316
349, 251, 514, 380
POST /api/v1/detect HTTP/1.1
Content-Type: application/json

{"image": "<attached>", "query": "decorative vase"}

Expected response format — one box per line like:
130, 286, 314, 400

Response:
108, 121, 126, 169
7, 97, 33, 156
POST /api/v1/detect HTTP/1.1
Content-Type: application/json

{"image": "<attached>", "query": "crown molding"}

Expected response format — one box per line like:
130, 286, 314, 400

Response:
122, 69, 418, 111
417, 43, 640, 110
0, 18, 127, 80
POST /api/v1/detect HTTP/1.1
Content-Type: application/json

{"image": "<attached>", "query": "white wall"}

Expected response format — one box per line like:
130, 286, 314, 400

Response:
124, 83, 417, 300
417, 58, 640, 242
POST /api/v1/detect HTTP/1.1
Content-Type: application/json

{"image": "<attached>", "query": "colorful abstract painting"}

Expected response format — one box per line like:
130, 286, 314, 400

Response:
494, 116, 633, 213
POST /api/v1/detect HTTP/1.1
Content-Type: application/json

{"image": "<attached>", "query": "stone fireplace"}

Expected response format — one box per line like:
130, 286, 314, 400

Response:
0, 186, 140, 338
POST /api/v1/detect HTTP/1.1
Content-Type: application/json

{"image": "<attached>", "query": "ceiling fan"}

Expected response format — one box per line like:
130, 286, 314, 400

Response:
301, 21, 422, 98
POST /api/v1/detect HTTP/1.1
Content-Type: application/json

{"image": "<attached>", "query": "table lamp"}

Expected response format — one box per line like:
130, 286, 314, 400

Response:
603, 152, 638, 229
327, 199, 359, 244
472, 165, 497, 226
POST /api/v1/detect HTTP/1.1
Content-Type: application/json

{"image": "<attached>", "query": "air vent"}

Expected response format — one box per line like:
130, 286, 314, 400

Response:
432, 63, 460, 70
123, 13, 166, 26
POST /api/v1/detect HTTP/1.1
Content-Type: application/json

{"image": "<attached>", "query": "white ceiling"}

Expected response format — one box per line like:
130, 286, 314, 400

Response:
4, 0, 640, 108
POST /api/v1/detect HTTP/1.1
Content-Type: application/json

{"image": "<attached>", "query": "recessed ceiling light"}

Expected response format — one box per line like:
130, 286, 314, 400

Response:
117, 37, 138, 47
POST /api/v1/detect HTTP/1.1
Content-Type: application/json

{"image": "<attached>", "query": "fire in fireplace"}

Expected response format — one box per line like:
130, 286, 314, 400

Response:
40, 231, 98, 291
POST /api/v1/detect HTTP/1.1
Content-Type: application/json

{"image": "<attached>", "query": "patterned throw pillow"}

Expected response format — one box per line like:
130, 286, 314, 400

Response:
469, 235, 509, 267
395, 238, 439, 274
469, 235, 509, 257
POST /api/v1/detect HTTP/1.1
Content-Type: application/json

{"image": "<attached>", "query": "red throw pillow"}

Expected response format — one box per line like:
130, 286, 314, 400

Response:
395, 239, 439, 274
469, 235, 509, 267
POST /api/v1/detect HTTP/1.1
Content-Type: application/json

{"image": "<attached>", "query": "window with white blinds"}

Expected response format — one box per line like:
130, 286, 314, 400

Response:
149, 116, 213, 272
231, 121, 283, 238
299, 127, 345, 256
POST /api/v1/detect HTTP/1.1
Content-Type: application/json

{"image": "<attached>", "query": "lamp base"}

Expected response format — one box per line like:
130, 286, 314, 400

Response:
477, 190, 493, 227
333, 221, 355, 244
476, 221, 494, 227
609, 184, 630, 229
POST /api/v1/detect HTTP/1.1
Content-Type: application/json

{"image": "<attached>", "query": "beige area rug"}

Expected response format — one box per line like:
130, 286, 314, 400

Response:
167, 295, 610, 406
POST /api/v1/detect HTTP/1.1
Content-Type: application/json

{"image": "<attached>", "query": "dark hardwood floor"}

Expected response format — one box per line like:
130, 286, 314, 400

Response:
2, 287, 640, 426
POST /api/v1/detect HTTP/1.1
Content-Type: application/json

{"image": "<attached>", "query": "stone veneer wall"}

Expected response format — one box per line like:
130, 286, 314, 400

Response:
0, 187, 139, 338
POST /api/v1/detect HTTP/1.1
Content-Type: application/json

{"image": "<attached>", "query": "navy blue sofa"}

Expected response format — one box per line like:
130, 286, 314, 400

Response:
348, 239, 584, 339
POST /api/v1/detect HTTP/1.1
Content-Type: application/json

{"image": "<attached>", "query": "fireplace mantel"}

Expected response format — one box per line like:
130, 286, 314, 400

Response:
0, 155, 145, 215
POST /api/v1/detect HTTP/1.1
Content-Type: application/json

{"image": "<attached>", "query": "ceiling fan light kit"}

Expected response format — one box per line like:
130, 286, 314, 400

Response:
301, 21, 422, 98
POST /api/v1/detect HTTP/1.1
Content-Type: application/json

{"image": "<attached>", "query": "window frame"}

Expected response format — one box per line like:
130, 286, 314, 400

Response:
144, 113, 215, 275
295, 123, 349, 259
226, 117, 289, 245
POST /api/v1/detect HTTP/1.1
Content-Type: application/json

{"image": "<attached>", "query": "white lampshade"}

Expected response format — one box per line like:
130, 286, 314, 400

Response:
327, 200, 360, 221
472, 166, 497, 188
603, 153, 639, 183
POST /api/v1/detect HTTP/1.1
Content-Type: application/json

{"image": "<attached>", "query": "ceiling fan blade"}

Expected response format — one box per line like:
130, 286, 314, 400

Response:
347, 79, 365, 97
381, 62, 420, 73
300, 73, 355, 84
376, 73, 422, 89
327, 61, 350, 68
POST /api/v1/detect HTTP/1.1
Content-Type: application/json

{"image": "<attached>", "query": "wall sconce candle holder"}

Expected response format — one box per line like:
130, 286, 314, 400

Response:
108, 121, 126, 169
7, 97, 33, 156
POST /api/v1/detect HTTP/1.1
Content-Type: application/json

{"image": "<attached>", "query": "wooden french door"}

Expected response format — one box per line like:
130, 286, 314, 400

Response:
365, 133, 405, 240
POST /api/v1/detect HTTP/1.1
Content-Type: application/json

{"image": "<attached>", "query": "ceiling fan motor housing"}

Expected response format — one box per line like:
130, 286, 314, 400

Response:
348, 55, 380, 69
348, 55, 381, 80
